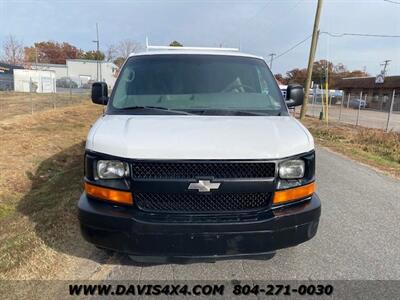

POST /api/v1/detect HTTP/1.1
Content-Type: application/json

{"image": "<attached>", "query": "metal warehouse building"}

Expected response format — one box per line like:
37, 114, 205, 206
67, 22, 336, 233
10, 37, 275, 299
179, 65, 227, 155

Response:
31, 59, 118, 88
13, 69, 56, 93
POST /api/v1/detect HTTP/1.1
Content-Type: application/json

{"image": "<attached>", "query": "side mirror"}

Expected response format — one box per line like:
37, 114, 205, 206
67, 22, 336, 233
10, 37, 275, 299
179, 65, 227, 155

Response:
91, 82, 108, 105
286, 84, 304, 107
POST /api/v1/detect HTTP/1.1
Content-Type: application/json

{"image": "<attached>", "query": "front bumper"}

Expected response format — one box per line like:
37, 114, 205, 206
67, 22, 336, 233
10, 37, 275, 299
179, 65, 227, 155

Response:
78, 193, 321, 259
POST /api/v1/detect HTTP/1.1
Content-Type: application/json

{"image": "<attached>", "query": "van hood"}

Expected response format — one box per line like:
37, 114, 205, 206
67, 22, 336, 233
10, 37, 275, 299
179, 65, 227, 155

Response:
86, 115, 314, 160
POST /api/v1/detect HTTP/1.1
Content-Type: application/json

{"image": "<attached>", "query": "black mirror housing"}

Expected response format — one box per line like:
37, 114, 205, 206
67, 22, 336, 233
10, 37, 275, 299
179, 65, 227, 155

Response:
91, 82, 109, 105
286, 84, 304, 107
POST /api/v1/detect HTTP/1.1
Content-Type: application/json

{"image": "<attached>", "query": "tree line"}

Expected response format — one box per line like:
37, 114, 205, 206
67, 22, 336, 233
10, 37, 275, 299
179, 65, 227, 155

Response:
1, 35, 185, 68
274, 60, 369, 89
0, 35, 142, 67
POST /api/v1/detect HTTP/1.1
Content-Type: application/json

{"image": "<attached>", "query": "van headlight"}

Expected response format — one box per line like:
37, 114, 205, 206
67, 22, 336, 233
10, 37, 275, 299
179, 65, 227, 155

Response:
275, 153, 316, 203
97, 160, 129, 179
278, 159, 305, 179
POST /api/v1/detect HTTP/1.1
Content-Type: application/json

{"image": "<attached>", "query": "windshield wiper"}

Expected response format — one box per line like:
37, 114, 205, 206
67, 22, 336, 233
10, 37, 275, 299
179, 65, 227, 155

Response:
188, 109, 275, 116
121, 106, 194, 115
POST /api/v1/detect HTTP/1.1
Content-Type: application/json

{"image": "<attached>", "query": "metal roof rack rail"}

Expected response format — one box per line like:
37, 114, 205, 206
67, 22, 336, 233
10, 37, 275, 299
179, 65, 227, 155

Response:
145, 37, 239, 52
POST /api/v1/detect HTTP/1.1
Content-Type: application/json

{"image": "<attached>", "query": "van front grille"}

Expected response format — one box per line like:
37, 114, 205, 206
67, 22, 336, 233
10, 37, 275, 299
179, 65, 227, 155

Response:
131, 161, 275, 179
135, 192, 272, 213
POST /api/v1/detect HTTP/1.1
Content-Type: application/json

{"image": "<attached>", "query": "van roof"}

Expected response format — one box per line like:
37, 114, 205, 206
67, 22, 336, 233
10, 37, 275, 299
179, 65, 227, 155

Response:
129, 49, 264, 60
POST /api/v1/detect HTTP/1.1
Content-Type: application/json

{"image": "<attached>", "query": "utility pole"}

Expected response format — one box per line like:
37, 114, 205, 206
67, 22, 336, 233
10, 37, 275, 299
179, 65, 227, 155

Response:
92, 23, 100, 81
381, 60, 391, 75
35, 47, 38, 68
268, 53, 276, 70
300, 0, 324, 120
386, 89, 396, 132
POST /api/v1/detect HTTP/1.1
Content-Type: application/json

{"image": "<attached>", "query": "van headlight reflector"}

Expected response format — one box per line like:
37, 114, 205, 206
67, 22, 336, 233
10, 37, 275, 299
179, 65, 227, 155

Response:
279, 159, 305, 179
97, 160, 129, 179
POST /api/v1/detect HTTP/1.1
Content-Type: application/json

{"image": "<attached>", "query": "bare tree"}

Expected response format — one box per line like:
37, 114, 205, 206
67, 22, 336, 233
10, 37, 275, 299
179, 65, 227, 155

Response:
109, 40, 142, 67
117, 39, 141, 59
105, 44, 118, 62
1, 35, 24, 65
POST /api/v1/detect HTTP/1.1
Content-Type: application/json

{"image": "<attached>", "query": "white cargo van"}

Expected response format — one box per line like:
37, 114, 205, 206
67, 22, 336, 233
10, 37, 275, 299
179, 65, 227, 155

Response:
78, 47, 320, 261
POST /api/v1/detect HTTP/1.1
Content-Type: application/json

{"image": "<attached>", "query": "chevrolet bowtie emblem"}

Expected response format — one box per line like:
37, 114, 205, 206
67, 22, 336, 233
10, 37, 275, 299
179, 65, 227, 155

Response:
188, 180, 221, 192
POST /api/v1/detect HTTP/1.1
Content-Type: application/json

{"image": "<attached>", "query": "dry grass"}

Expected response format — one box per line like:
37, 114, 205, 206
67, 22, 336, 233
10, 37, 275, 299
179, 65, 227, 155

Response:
303, 117, 400, 178
0, 91, 90, 120
0, 101, 102, 279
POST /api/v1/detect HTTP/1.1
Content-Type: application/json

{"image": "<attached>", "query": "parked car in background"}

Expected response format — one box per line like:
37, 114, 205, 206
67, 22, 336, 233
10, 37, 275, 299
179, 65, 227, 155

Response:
56, 77, 78, 89
349, 98, 367, 109
81, 79, 96, 89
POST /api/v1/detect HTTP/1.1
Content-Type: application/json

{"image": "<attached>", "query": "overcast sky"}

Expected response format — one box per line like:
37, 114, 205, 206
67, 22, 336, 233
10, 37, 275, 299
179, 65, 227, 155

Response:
1, 0, 399, 75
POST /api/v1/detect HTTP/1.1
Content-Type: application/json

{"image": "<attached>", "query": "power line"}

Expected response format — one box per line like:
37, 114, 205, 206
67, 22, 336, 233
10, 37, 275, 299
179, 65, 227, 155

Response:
237, 0, 273, 49
242, 0, 273, 27
260, 0, 304, 36
238, 1, 273, 35
275, 35, 312, 60
273, 31, 400, 61
321, 31, 400, 38
383, 0, 400, 4
239, 0, 303, 49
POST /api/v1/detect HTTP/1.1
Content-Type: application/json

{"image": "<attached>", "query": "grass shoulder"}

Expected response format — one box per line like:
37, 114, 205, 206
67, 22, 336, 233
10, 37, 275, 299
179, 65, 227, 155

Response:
0, 102, 102, 279
302, 117, 400, 178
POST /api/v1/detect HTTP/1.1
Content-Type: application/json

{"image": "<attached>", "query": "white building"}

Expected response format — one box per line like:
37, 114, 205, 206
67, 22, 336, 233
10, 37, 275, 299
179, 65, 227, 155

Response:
31, 59, 118, 88
31, 63, 68, 78
66, 59, 118, 88
14, 69, 56, 93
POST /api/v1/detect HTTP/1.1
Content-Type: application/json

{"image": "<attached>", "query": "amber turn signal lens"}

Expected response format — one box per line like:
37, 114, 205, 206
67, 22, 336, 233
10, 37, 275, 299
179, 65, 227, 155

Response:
273, 182, 316, 205
85, 182, 133, 205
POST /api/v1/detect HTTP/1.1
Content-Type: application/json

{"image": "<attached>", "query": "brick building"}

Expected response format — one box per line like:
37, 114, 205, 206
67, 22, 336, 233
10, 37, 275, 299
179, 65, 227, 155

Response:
337, 76, 400, 112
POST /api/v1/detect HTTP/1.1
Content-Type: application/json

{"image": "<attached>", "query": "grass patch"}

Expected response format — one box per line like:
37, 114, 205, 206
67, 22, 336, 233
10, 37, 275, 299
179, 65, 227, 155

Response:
0, 101, 102, 278
0, 91, 90, 120
303, 117, 400, 177
0, 202, 14, 219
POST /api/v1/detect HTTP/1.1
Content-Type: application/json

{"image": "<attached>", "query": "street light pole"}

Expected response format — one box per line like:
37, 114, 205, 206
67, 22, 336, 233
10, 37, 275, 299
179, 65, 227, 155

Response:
92, 23, 100, 81
300, 0, 324, 120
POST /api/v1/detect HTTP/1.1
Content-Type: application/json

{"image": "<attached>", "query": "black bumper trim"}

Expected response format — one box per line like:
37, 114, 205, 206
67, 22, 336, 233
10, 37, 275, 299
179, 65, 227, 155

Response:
78, 193, 321, 258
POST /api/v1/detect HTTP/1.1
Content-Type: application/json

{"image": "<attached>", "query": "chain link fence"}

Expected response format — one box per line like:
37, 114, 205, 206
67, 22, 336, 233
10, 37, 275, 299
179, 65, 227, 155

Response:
0, 77, 91, 121
306, 89, 400, 132
2, 75, 400, 132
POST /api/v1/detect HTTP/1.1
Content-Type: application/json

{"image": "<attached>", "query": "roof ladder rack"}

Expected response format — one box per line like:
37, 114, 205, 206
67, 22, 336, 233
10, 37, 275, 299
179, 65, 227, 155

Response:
145, 37, 239, 52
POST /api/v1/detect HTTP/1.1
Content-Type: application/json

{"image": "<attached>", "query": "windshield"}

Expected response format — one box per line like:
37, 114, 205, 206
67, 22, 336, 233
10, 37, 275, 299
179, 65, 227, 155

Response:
109, 54, 287, 116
